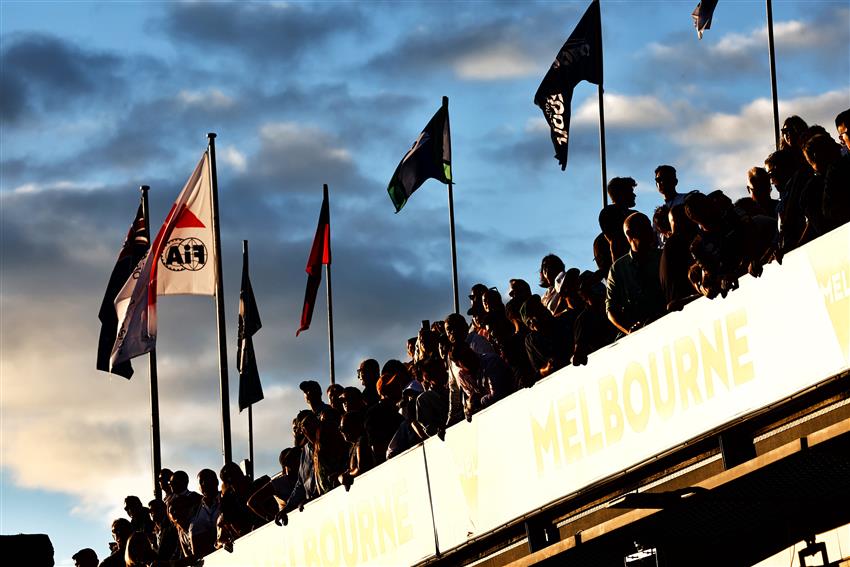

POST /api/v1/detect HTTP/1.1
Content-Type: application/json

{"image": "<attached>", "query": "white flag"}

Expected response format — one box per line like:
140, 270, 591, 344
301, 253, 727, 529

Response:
110, 152, 217, 369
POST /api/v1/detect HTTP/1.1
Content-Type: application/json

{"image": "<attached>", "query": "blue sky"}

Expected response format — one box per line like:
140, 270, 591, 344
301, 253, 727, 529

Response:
1, 1, 848, 564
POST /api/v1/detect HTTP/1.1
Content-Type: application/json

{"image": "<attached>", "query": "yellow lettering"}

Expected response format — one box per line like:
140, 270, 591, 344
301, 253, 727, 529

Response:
395, 492, 413, 545
558, 393, 583, 463
675, 336, 702, 409
320, 519, 341, 567
357, 501, 377, 562
375, 493, 397, 554
727, 309, 755, 385
700, 320, 729, 398
649, 349, 675, 419
530, 404, 561, 475
598, 376, 624, 446
303, 526, 322, 566
339, 509, 358, 566
623, 362, 651, 432
578, 387, 604, 456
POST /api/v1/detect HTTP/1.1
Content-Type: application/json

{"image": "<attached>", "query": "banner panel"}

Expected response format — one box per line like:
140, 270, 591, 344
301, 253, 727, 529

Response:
204, 445, 436, 567
427, 223, 850, 551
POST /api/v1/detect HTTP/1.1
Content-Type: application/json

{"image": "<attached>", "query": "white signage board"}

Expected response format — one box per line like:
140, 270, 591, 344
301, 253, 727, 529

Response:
426, 224, 849, 552
204, 445, 436, 567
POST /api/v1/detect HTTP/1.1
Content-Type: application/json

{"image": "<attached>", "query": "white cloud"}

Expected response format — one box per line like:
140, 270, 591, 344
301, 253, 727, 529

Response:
454, 45, 538, 80
574, 93, 675, 128
221, 145, 247, 173
713, 19, 832, 58
674, 89, 849, 191
177, 88, 235, 109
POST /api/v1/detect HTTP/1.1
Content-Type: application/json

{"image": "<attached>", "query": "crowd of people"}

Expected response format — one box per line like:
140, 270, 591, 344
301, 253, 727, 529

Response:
75, 108, 849, 567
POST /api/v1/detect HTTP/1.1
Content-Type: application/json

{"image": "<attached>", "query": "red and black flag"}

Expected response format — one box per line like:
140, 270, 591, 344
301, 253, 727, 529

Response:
237, 242, 264, 411
534, 0, 602, 171
692, 0, 719, 39
296, 190, 331, 336
97, 197, 149, 379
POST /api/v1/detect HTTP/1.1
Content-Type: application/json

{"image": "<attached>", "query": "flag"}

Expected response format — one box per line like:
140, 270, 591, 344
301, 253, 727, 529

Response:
97, 198, 149, 379
692, 0, 719, 39
110, 152, 216, 369
296, 190, 331, 336
386, 102, 452, 212
237, 243, 264, 411
534, 0, 602, 171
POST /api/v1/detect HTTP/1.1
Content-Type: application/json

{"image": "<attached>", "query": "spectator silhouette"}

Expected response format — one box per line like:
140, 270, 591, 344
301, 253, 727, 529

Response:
655, 165, 685, 208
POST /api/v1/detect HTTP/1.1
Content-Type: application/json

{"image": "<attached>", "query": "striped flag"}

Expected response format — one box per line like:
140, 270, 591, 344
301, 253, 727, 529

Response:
296, 190, 331, 336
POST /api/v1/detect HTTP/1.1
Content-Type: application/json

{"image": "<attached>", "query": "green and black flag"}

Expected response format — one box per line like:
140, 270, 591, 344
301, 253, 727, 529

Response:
386, 101, 452, 212
534, 0, 602, 171
237, 241, 264, 411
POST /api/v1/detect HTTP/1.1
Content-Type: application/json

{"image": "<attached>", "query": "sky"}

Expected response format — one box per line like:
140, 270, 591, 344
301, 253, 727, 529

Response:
1, 1, 848, 564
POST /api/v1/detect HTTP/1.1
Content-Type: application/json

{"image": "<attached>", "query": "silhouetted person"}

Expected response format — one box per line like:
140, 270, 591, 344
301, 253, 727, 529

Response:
277, 410, 318, 525
607, 176, 637, 209
804, 133, 850, 232
835, 108, 850, 152
606, 212, 665, 335
338, 411, 375, 488
746, 166, 779, 218
538, 254, 565, 314
765, 148, 808, 255
572, 270, 617, 366
148, 499, 178, 561
158, 468, 174, 506
508, 278, 531, 304
780, 115, 808, 152
660, 204, 699, 311
124, 495, 153, 537
100, 518, 132, 567
357, 358, 380, 408
521, 295, 572, 378
248, 447, 300, 523
655, 165, 685, 208
299, 380, 332, 421
412, 357, 450, 438
73, 547, 98, 567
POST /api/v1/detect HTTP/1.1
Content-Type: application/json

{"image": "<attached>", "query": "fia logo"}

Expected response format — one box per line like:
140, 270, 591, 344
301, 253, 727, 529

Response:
161, 238, 207, 272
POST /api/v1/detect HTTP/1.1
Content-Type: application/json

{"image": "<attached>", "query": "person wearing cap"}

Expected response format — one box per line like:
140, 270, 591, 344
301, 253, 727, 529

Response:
299, 380, 333, 422
364, 371, 404, 464
73, 548, 98, 567
538, 254, 565, 315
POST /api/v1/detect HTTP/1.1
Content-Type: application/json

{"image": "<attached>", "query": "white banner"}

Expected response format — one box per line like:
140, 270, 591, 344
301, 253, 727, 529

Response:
426, 223, 849, 552
203, 445, 437, 567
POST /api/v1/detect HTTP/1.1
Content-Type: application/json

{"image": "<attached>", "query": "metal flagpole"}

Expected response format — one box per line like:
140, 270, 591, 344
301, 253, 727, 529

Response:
207, 133, 233, 464
766, 0, 781, 150
597, 0, 608, 208
324, 184, 336, 385
443, 96, 460, 315
141, 185, 163, 500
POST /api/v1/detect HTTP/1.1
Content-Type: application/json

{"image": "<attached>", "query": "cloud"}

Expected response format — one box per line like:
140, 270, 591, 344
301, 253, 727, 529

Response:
157, 1, 366, 65
220, 146, 247, 173
573, 93, 676, 128
454, 44, 538, 80
674, 89, 849, 192
0, 33, 124, 124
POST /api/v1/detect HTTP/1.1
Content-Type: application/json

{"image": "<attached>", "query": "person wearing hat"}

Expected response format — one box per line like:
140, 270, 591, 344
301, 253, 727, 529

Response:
73, 548, 98, 567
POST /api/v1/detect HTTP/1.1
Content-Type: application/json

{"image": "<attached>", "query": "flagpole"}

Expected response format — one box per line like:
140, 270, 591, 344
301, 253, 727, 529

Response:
766, 0, 781, 150
597, 0, 608, 208
443, 96, 460, 315
323, 184, 336, 385
207, 132, 233, 464
242, 240, 255, 475
141, 185, 163, 500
